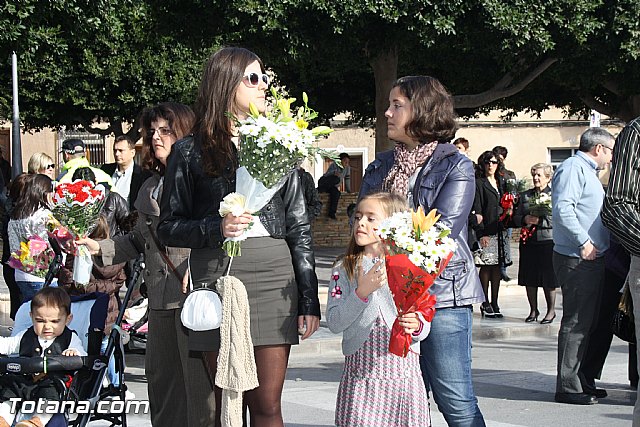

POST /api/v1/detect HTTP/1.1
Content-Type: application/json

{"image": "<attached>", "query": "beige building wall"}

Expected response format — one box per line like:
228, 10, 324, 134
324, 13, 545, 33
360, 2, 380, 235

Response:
308, 109, 625, 189
2, 125, 122, 177
5, 108, 625, 187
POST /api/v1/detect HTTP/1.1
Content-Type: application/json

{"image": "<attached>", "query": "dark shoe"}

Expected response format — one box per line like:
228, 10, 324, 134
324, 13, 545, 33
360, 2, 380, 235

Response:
584, 387, 608, 398
328, 213, 337, 220
480, 302, 495, 318
541, 314, 556, 324
525, 309, 540, 323
582, 382, 608, 398
491, 302, 504, 318
554, 392, 597, 405
501, 273, 512, 282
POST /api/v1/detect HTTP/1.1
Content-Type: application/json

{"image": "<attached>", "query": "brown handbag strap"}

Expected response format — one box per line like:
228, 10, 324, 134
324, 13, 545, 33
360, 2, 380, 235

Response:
145, 222, 183, 282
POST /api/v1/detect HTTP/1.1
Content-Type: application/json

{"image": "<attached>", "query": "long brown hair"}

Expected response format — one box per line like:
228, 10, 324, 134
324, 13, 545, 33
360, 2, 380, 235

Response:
140, 102, 196, 175
193, 47, 264, 177
11, 174, 52, 220
342, 192, 408, 281
393, 76, 458, 143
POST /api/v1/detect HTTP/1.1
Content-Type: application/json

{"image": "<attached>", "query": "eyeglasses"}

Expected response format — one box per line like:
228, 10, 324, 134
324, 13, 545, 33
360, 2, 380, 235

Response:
148, 127, 174, 137
45, 164, 55, 170
484, 160, 499, 165
600, 144, 614, 153
242, 72, 269, 87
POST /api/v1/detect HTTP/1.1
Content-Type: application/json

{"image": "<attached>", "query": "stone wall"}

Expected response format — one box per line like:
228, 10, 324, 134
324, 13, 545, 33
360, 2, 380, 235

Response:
311, 193, 358, 247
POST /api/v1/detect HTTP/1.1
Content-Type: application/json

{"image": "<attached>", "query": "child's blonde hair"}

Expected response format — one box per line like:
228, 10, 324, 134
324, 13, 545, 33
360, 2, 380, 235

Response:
342, 192, 408, 280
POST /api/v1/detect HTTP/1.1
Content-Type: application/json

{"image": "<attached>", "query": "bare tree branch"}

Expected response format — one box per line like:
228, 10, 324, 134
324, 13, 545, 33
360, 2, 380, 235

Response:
602, 79, 623, 97
578, 94, 616, 118
453, 57, 558, 108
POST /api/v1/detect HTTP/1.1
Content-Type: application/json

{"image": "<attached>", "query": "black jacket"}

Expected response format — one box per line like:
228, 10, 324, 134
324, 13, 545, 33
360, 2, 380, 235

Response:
298, 169, 322, 221
473, 176, 507, 237
101, 163, 152, 211
101, 189, 130, 238
157, 136, 320, 317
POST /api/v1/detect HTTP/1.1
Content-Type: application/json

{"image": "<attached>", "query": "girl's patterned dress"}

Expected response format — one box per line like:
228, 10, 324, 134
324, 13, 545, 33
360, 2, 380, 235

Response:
333, 258, 431, 427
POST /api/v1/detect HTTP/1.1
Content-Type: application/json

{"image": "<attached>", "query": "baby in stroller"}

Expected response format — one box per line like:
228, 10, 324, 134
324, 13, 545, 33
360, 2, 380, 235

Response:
0, 288, 87, 427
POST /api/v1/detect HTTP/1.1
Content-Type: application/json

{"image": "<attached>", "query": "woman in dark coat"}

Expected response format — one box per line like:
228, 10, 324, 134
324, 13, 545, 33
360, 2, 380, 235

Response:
473, 150, 511, 318
512, 163, 557, 323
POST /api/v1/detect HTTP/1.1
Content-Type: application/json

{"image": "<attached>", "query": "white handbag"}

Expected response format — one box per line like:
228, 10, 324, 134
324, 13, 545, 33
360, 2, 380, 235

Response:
180, 257, 223, 331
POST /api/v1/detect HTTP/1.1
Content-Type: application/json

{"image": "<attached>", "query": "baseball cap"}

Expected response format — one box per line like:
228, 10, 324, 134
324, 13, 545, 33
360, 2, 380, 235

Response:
61, 139, 86, 154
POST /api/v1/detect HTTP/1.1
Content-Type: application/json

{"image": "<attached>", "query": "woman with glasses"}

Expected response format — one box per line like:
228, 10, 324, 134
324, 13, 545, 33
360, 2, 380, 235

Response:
27, 152, 56, 180
76, 103, 217, 427
157, 47, 320, 427
359, 76, 486, 426
473, 150, 511, 319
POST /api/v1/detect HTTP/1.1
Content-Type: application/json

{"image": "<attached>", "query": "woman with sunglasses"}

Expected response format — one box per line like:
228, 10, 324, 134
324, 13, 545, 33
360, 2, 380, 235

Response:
473, 150, 511, 319
27, 152, 56, 180
157, 47, 320, 427
359, 76, 486, 426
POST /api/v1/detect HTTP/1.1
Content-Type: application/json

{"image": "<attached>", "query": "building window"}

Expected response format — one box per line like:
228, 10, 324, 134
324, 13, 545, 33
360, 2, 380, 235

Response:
549, 148, 578, 169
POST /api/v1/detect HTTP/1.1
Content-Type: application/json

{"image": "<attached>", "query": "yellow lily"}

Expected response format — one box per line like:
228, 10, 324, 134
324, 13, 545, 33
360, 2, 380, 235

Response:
277, 98, 296, 118
248, 102, 260, 118
18, 241, 30, 263
412, 206, 440, 234
295, 118, 309, 129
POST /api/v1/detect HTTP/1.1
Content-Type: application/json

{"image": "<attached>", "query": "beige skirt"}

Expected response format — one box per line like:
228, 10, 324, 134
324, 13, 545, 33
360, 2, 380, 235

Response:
187, 237, 299, 352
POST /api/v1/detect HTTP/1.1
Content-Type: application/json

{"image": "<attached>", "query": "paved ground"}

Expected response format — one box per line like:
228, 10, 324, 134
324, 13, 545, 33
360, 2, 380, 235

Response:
1, 244, 636, 426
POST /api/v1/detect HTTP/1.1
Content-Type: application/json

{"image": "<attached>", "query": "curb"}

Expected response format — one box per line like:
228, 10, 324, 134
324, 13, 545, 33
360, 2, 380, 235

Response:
291, 317, 560, 359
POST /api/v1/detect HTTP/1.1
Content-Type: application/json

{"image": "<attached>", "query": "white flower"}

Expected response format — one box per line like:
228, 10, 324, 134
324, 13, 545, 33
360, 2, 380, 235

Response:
219, 192, 248, 217
408, 252, 424, 267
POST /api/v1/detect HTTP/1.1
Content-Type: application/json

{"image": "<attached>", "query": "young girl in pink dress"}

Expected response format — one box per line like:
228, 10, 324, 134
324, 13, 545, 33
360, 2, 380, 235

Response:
326, 192, 432, 427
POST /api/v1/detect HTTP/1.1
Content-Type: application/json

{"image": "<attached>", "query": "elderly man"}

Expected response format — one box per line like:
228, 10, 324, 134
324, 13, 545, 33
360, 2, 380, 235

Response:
552, 127, 614, 405
602, 116, 640, 425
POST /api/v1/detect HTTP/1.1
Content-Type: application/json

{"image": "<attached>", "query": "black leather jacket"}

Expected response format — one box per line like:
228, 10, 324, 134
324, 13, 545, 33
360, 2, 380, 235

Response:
157, 136, 320, 317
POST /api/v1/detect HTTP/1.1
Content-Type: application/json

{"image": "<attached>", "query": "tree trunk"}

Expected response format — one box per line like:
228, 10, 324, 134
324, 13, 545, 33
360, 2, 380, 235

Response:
369, 46, 398, 154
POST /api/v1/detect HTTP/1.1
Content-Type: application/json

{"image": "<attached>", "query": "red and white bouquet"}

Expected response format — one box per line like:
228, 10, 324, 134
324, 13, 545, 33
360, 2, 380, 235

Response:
520, 191, 552, 244
376, 207, 456, 357
499, 178, 528, 222
49, 180, 106, 284
7, 235, 54, 278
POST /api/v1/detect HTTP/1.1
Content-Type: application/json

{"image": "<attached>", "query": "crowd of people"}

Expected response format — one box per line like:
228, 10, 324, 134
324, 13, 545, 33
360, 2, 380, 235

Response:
1, 43, 640, 427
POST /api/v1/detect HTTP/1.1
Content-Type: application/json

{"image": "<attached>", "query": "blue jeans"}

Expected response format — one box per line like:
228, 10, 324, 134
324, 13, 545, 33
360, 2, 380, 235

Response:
420, 306, 486, 427
101, 336, 120, 387
16, 280, 57, 301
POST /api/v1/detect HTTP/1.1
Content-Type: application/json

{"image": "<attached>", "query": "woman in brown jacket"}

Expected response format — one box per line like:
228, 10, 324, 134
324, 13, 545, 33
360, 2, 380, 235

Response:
77, 103, 215, 427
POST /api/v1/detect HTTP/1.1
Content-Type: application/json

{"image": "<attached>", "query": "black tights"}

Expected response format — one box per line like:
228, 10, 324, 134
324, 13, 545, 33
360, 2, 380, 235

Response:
202, 344, 291, 427
479, 265, 501, 306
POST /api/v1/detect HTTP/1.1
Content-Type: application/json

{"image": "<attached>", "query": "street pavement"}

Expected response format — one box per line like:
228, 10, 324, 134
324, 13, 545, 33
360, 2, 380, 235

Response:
1, 243, 635, 426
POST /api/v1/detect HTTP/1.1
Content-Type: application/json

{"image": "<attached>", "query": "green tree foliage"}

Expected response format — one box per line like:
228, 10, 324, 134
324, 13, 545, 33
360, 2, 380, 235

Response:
0, 0, 205, 138
1, 0, 639, 147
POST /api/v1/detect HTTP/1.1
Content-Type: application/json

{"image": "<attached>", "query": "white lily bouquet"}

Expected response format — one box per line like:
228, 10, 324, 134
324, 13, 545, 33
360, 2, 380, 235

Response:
219, 87, 334, 256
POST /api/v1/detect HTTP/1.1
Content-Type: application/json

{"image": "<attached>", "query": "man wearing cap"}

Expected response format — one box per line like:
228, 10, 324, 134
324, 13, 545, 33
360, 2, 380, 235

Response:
58, 138, 113, 187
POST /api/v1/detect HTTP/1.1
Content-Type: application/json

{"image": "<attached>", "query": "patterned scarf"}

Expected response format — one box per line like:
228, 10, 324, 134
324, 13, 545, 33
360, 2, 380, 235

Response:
383, 141, 439, 196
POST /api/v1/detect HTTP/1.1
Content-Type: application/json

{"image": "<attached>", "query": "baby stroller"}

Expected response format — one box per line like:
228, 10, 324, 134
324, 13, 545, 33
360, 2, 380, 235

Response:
0, 238, 145, 427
